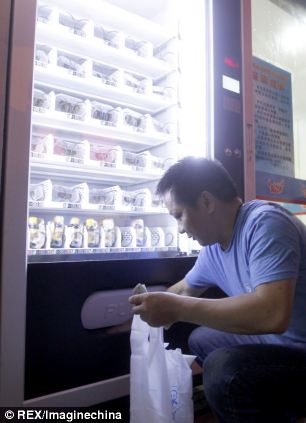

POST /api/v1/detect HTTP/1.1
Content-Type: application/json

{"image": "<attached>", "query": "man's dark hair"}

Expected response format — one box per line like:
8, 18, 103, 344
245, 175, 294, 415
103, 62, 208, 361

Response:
156, 156, 238, 206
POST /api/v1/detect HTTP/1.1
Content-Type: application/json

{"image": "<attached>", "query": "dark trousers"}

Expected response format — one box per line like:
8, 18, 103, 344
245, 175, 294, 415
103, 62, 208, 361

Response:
188, 328, 306, 422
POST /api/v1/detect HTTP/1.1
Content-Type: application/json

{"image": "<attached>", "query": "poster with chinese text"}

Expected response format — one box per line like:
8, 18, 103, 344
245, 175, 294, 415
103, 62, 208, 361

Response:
253, 56, 294, 178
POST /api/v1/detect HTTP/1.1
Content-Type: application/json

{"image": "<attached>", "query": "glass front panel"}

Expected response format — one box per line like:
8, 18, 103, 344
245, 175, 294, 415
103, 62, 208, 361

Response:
28, 0, 206, 261
251, 0, 306, 221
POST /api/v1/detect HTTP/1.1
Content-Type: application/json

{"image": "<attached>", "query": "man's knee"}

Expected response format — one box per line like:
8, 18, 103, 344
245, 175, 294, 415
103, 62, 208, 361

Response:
188, 326, 223, 362
188, 327, 201, 355
203, 347, 244, 405
202, 345, 306, 420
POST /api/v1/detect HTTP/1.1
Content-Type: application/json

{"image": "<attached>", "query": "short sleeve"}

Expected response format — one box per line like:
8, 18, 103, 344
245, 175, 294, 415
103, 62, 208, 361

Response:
185, 247, 218, 289
248, 211, 300, 288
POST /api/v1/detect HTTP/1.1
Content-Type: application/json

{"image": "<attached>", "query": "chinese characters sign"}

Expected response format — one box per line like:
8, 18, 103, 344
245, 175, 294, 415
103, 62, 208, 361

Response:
253, 56, 294, 177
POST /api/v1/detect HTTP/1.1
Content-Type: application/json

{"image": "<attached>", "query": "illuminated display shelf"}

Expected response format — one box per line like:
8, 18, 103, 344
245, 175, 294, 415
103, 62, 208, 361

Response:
30, 158, 162, 184
39, 0, 173, 47
34, 66, 174, 115
32, 112, 176, 151
27, 245, 177, 259
29, 0, 179, 259
28, 205, 168, 216
36, 21, 173, 80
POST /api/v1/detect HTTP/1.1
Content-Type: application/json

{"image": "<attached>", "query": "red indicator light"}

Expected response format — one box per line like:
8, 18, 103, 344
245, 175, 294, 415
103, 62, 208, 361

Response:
224, 56, 240, 69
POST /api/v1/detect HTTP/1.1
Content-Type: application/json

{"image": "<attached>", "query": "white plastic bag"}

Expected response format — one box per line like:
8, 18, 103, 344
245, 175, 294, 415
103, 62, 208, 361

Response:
130, 314, 195, 423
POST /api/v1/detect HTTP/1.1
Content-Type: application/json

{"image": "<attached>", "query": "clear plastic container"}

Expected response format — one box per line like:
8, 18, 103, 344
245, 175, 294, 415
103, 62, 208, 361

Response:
31, 134, 54, 158
122, 109, 143, 131
53, 138, 88, 163
94, 25, 125, 49
29, 179, 52, 203
55, 94, 87, 120
52, 182, 89, 207
66, 217, 84, 248
49, 216, 65, 249
58, 10, 90, 37
28, 216, 47, 249
35, 44, 54, 68
57, 53, 86, 78
85, 218, 101, 248
89, 144, 123, 167
33, 89, 50, 113
91, 102, 115, 125
92, 64, 121, 87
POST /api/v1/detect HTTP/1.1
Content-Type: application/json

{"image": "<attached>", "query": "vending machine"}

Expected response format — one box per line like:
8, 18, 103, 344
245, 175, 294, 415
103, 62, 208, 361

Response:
0, 0, 252, 407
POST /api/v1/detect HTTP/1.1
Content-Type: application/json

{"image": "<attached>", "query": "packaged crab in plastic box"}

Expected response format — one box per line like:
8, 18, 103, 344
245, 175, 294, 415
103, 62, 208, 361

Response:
91, 101, 117, 126
29, 179, 52, 207
152, 194, 166, 211
88, 188, 108, 207
130, 188, 152, 211
35, 44, 56, 68
58, 10, 92, 38
33, 89, 50, 113
89, 185, 130, 211
55, 93, 87, 120
53, 138, 89, 164
122, 109, 143, 131
94, 25, 125, 49
92, 64, 122, 87
125, 37, 153, 58
52, 182, 89, 209
36, 5, 58, 25
122, 151, 138, 169
141, 152, 168, 172
123, 73, 152, 95
89, 143, 123, 167
31, 134, 54, 159
57, 53, 87, 78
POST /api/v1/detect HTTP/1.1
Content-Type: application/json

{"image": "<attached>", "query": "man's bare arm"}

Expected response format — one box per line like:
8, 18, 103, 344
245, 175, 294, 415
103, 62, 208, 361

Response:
167, 278, 207, 297
130, 278, 296, 334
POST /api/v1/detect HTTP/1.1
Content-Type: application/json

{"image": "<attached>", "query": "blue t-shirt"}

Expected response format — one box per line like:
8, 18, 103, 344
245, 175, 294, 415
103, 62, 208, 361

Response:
185, 200, 306, 345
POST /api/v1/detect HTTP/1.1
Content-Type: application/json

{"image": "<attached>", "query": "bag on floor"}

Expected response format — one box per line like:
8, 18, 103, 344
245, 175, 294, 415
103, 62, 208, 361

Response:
130, 314, 195, 423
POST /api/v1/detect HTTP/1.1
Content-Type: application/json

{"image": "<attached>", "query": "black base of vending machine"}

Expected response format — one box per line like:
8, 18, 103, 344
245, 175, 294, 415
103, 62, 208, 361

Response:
25, 256, 196, 401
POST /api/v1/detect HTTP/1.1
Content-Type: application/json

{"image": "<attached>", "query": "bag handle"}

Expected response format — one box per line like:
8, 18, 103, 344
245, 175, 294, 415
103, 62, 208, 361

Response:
147, 325, 164, 364
130, 315, 150, 355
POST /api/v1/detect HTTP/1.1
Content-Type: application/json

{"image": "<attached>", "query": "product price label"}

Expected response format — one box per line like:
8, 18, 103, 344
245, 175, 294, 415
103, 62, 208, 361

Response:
33, 106, 47, 114
66, 157, 82, 164
63, 202, 81, 209
29, 201, 44, 208
99, 204, 115, 211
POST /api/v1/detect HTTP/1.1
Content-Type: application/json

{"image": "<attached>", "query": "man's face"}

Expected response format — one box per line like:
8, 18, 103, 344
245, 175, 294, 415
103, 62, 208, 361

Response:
164, 190, 216, 246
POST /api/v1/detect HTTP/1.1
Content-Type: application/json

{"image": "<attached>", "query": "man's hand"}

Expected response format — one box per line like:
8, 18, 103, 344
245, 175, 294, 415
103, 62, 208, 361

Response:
129, 292, 182, 327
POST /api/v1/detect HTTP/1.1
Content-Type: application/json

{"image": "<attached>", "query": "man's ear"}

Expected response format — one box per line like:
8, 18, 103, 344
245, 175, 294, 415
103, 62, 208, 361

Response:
198, 191, 215, 212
